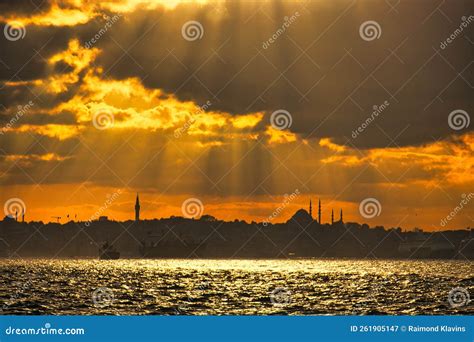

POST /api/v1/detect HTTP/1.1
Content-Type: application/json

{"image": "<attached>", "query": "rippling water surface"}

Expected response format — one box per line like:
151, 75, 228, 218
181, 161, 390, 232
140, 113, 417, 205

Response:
0, 259, 472, 315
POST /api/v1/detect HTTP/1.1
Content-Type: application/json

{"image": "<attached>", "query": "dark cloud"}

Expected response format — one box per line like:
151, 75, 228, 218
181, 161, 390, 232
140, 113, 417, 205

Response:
85, 0, 472, 148
0, 0, 52, 17
0, 131, 79, 156
0, 0, 472, 152
0, 126, 469, 204
0, 23, 72, 81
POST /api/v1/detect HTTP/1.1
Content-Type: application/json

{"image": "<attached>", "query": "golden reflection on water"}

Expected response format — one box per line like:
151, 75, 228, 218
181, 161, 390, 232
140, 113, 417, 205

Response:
126, 258, 471, 275
0, 259, 472, 315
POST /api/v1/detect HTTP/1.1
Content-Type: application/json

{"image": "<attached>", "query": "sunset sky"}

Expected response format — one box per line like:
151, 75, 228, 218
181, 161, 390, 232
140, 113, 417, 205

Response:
0, 0, 472, 230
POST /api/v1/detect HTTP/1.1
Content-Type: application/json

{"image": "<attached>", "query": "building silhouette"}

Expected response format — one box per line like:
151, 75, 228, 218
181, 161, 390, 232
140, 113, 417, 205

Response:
135, 194, 140, 222
318, 199, 321, 224
0, 193, 471, 260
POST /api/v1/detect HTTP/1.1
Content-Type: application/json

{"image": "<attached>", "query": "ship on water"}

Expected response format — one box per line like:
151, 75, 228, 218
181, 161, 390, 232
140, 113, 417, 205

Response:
456, 229, 474, 259
398, 229, 456, 259
0, 196, 472, 260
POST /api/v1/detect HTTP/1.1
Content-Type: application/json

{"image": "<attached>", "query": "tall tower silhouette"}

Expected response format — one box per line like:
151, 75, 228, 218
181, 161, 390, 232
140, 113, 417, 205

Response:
340, 209, 343, 223
331, 209, 334, 225
309, 199, 312, 218
318, 199, 321, 224
135, 194, 140, 222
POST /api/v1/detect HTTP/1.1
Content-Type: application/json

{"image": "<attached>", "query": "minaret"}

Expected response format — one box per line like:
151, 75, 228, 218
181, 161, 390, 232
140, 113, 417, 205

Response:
22, 210, 25, 223
318, 199, 321, 224
340, 209, 343, 223
309, 199, 312, 218
135, 193, 140, 222
15, 209, 18, 222
331, 209, 334, 225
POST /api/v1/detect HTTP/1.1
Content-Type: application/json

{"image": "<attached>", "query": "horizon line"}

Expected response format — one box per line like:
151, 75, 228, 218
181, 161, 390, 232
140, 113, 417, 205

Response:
2, 214, 472, 233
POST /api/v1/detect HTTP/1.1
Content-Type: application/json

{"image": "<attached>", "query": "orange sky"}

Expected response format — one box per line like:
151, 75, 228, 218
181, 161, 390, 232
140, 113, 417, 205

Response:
0, 0, 472, 230
3, 183, 473, 232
